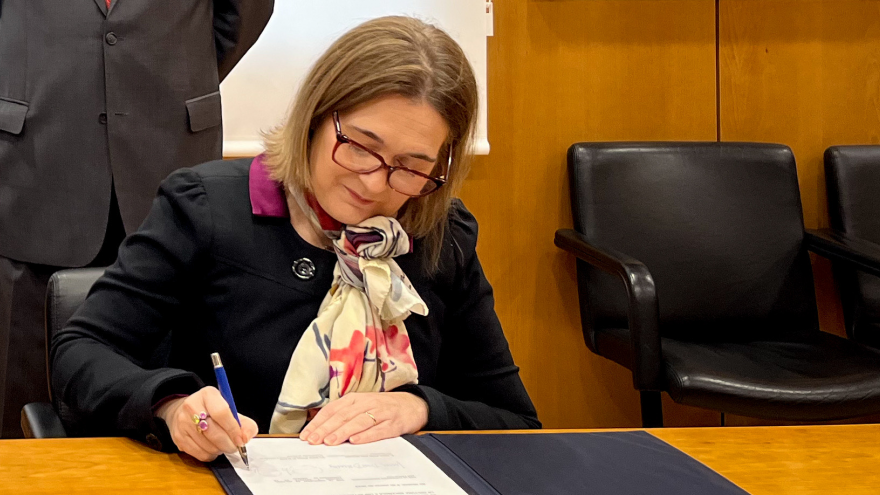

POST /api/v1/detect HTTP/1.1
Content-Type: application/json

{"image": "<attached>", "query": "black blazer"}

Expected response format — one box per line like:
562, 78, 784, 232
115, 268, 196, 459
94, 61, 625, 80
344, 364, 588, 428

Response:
51, 158, 540, 451
0, 0, 273, 266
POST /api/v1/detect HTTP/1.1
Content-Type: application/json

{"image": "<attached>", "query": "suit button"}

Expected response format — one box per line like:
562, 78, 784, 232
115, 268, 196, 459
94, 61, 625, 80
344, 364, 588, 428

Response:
292, 258, 316, 280
145, 433, 163, 450
99, 113, 107, 125
105, 32, 118, 45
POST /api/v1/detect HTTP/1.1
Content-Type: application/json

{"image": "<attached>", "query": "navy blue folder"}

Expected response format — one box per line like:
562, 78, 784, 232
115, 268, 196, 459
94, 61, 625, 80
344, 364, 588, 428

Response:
211, 431, 750, 495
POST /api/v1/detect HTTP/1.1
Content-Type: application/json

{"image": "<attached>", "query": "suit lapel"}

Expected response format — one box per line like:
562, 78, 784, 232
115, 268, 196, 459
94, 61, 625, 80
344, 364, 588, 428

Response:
93, 0, 108, 16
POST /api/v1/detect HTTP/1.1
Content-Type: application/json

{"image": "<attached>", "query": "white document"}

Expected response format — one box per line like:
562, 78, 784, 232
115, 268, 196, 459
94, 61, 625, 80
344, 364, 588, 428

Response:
225, 437, 469, 495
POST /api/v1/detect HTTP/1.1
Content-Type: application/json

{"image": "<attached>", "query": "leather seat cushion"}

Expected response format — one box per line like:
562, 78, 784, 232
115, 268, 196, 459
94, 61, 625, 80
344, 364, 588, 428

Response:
595, 327, 880, 421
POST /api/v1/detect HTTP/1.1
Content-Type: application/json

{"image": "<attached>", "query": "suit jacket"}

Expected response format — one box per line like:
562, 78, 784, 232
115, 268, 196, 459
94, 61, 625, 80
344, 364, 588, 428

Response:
0, 0, 273, 266
51, 158, 541, 450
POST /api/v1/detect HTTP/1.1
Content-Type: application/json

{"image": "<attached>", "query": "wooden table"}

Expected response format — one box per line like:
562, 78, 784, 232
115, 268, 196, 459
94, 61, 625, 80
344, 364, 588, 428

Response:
1, 424, 878, 494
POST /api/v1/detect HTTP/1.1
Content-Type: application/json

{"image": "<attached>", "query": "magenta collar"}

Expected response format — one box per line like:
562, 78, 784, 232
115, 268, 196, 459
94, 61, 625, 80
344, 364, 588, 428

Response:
249, 155, 288, 218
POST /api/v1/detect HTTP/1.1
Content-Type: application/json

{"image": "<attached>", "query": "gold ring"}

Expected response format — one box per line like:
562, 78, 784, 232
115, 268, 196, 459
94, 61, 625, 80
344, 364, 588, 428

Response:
365, 412, 378, 425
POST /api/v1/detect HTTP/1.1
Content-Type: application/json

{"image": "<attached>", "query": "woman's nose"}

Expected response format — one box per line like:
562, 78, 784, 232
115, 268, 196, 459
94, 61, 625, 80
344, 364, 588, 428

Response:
358, 166, 390, 195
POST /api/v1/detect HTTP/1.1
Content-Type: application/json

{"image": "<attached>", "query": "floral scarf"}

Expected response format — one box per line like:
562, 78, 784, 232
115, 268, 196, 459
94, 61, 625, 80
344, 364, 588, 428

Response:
268, 192, 425, 434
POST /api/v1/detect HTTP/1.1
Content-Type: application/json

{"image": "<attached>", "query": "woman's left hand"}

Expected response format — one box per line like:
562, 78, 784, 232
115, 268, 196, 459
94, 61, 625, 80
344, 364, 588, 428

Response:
299, 392, 429, 446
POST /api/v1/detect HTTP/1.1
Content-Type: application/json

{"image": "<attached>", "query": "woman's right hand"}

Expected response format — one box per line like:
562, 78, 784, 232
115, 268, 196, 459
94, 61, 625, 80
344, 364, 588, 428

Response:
155, 386, 259, 462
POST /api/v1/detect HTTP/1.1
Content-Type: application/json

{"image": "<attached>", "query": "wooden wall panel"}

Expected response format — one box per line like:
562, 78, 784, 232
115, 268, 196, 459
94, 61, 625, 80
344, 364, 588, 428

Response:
719, 0, 880, 426
459, 0, 717, 429
720, 0, 880, 338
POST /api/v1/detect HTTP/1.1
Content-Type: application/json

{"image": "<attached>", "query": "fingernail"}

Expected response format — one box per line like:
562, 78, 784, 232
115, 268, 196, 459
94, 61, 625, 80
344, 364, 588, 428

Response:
326, 435, 337, 444
309, 433, 320, 443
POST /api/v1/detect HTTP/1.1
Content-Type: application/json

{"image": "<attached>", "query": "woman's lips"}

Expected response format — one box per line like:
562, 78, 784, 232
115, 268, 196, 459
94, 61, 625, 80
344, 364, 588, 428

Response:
344, 186, 375, 206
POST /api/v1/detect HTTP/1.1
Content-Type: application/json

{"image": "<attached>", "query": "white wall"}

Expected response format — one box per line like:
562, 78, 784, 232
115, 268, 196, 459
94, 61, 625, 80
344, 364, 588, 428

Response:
220, 1, 490, 157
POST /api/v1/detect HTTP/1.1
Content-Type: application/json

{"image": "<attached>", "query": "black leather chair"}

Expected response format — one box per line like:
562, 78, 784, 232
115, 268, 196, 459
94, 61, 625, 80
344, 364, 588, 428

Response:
556, 142, 880, 427
823, 145, 880, 350
21, 268, 105, 438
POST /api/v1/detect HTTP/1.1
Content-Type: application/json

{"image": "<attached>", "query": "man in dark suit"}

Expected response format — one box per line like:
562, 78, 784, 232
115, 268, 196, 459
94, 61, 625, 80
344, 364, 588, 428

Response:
0, 0, 273, 438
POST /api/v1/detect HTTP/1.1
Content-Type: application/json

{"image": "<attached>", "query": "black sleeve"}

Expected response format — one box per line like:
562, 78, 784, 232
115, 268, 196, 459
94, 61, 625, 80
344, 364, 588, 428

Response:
50, 170, 212, 451
399, 201, 541, 431
213, 0, 274, 81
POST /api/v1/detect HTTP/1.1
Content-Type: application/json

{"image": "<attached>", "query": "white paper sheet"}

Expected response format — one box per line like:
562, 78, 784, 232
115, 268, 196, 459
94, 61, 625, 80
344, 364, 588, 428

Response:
225, 437, 469, 495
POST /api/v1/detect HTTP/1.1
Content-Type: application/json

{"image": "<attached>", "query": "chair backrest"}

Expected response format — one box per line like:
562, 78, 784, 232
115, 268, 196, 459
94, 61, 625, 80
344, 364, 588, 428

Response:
45, 268, 106, 399
568, 142, 818, 339
45, 267, 172, 435
825, 145, 880, 347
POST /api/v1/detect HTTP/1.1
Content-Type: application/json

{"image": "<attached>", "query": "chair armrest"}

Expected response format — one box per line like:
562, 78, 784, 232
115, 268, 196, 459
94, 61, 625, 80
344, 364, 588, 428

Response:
805, 229, 880, 278
21, 402, 68, 438
554, 229, 662, 390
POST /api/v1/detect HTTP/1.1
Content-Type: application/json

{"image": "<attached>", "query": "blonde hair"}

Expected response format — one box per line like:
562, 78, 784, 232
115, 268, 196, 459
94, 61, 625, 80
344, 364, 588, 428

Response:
262, 16, 478, 273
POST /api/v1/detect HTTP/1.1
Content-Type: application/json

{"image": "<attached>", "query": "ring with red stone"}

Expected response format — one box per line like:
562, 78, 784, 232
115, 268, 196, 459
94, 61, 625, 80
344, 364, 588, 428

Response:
192, 411, 209, 433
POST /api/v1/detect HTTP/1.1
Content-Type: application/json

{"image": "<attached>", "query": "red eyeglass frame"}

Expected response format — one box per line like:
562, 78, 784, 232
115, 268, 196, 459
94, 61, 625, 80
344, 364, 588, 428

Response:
331, 111, 453, 197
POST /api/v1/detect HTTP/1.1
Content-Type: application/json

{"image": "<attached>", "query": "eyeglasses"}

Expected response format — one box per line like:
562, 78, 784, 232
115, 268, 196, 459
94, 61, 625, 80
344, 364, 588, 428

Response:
331, 111, 452, 197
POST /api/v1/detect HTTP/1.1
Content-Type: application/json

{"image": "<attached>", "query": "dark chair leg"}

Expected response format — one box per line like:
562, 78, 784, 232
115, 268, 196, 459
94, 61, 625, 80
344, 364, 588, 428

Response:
639, 391, 664, 428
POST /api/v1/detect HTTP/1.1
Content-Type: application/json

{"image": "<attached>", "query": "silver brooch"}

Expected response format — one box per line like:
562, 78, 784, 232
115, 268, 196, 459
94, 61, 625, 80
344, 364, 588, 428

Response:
292, 258, 316, 280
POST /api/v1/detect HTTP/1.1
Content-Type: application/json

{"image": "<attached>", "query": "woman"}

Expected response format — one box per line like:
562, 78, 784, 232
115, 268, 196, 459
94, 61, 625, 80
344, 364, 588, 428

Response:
52, 16, 540, 463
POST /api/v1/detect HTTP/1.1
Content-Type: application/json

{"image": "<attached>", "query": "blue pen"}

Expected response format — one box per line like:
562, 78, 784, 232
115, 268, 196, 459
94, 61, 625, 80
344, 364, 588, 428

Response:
211, 352, 250, 468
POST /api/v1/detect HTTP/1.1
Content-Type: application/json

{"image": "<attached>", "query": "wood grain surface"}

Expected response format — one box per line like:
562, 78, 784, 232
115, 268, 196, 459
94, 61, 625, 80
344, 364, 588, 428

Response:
4, 424, 879, 494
